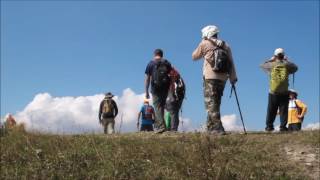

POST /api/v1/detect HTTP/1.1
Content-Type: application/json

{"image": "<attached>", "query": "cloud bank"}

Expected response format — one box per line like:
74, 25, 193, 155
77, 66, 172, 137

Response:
10, 88, 317, 134
303, 122, 320, 130
12, 88, 196, 134
221, 114, 244, 132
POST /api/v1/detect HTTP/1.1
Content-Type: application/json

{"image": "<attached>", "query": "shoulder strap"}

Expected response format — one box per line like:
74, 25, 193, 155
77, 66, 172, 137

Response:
207, 39, 225, 49
294, 100, 300, 109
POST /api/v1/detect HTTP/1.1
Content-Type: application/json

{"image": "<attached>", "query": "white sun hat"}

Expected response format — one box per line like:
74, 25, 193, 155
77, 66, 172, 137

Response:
201, 25, 219, 39
274, 48, 285, 56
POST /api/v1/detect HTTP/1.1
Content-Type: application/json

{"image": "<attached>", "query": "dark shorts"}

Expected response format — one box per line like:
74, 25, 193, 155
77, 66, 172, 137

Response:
288, 123, 301, 131
140, 124, 154, 131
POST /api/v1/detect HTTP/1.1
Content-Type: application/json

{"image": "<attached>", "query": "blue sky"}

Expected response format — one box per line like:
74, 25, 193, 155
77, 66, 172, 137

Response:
1, 1, 319, 131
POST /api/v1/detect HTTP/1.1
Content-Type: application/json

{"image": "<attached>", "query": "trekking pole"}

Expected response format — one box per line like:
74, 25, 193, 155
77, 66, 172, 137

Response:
231, 85, 247, 134
292, 73, 295, 89
118, 113, 123, 134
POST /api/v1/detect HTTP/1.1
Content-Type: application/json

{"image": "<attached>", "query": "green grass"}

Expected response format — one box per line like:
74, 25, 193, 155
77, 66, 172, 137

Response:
1, 128, 319, 179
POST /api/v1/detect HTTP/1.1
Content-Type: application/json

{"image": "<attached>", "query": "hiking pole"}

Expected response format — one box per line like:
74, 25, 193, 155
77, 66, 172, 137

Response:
231, 85, 247, 134
118, 113, 123, 134
292, 73, 295, 89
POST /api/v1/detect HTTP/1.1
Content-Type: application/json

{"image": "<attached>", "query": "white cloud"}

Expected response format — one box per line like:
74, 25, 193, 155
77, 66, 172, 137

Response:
221, 114, 244, 132
178, 117, 194, 132
10, 88, 194, 134
303, 122, 320, 130
194, 114, 245, 132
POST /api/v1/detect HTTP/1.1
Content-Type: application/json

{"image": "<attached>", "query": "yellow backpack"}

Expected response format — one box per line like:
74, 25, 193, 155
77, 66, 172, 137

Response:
102, 99, 114, 117
270, 62, 289, 94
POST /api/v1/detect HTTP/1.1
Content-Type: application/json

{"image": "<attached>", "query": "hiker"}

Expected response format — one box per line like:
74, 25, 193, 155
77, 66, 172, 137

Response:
260, 48, 298, 132
192, 25, 237, 135
5, 114, 16, 129
287, 89, 307, 131
98, 92, 118, 134
137, 99, 155, 131
145, 49, 172, 133
165, 67, 185, 131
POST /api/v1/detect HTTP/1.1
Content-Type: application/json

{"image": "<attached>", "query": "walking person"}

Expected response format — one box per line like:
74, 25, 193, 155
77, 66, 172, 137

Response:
287, 89, 307, 131
260, 48, 298, 132
165, 67, 185, 131
5, 114, 16, 129
145, 49, 172, 133
98, 92, 118, 134
192, 25, 237, 135
137, 99, 155, 131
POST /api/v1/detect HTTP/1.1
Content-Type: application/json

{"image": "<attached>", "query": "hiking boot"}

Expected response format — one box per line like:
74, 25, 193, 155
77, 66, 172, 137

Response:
280, 127, 288, 132
155, 128, 167, 134
265, 127, 274, 132
209, 130, 226, 136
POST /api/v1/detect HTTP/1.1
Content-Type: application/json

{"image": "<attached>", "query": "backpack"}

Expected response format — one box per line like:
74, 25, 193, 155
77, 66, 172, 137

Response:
270, 62, 289, 94
102, 99, 114, 118
169, 68, 185, 101
142, 105, 154, 120
152, 60, 171, 90
174, 78, 185, 101
208, 40, 230, 73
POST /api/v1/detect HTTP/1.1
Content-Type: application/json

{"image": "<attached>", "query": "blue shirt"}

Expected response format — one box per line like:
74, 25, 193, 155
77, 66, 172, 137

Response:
145, 60, 156, 76
140, 105, 154, 125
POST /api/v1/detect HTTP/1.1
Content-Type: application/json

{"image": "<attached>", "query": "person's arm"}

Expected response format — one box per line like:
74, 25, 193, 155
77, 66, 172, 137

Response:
192, 40, 204, 60
286, 61, 298, 74
145, 74, 151, 99
98, 101, 104, 123
296, 100, 307, 118
260, 59, 274, 74
113, 100, 118, 117
137, 112, 141, 129
151, 107, 155, 122
226, 45, 237, 85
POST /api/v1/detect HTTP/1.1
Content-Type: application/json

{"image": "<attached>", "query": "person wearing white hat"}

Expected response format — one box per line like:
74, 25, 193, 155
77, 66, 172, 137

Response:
192, 25, 237, 135
287, 89, 307, 131
260, 48, 298, 132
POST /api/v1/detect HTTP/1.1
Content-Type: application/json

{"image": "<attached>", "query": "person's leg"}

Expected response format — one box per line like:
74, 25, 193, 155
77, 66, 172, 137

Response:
170, 109, 179, 131
204, 79, 226, 132
146, 124, 154, 131
140, 125, 146, 131
171, 99, 183, 131
265, 93, 279, 131
290, 123, 301, 131
297, 123, 302, 130
152, 91, 168, 131
279, 94, 289, 131
107, 118, 115, 134
102, 118, 108, 134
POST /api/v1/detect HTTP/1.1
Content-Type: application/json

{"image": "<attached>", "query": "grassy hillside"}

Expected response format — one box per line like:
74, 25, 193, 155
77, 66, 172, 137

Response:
1, 128, 319, 180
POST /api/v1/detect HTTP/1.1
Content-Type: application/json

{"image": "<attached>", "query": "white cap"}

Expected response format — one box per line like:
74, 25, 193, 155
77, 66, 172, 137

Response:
289, 89, 297, 94
274, 48, 285, 56
201, 25, 219, 39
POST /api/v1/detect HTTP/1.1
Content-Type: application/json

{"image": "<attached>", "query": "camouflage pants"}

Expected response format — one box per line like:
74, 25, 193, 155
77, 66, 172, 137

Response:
203, 79, 226, 132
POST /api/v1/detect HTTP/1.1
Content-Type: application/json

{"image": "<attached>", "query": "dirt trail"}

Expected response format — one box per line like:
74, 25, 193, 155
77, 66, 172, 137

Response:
284, 145, 320, 180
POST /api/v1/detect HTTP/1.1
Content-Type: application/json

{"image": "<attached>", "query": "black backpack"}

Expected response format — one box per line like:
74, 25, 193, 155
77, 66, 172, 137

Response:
208, 40, 230, 73
152, 60, 171, 90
